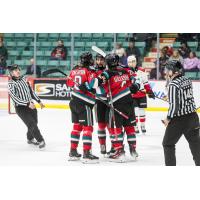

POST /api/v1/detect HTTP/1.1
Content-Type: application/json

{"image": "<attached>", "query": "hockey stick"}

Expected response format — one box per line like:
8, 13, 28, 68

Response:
92, 46, 106, 58
92, 45, 122, 141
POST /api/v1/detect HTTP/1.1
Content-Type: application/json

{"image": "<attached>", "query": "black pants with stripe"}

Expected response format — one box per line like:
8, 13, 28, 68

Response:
162, 112, 200, 166
69, 99, 94, 126
15, 106, 44, 142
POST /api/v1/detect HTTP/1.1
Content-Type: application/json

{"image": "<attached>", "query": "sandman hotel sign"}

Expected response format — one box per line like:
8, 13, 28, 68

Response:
34, 79, 71, 100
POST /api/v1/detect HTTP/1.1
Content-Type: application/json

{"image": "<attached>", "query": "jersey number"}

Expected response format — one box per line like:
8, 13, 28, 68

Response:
74, 76, 82, 90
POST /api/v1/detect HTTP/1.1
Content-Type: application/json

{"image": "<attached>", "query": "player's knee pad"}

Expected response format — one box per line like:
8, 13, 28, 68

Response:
124, 126, 135, 135
139, 108, 145, 117
83, 125, 93, 133
98, 122, 107, 130
73, 123, 83, 132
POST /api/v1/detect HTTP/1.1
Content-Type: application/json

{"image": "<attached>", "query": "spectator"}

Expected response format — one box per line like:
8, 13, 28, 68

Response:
126, 40, 141, 65
113, 43, 127, 66
26, 58, 41, 78
0, 37, 8, 74
51, 40, 67, 60
162, 46, 173, 57
178, 41, 191, 59
169, 49, 184, 65
183, 52, 200, 72
159, 51, 170, 79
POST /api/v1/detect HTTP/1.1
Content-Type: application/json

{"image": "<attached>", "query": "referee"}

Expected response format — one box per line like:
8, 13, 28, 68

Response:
162, 60, 200, 166
7, 64, 46, 149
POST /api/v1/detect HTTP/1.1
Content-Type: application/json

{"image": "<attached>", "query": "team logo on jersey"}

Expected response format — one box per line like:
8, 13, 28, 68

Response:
35, 83, 55, 96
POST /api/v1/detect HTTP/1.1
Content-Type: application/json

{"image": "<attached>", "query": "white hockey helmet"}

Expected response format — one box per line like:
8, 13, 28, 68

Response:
127, 55, 137, 62
127, 55, 137, 67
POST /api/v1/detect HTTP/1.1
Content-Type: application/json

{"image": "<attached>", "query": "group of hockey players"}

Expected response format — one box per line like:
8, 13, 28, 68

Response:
66, 50, 155, 163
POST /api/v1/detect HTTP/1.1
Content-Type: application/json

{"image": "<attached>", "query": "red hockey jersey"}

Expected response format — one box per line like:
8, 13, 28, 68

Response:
66, 66, 96, 105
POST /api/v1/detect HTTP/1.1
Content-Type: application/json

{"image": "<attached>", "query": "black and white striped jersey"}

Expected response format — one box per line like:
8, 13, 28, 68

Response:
167, 75, 196, 119
8, 76, 41, 106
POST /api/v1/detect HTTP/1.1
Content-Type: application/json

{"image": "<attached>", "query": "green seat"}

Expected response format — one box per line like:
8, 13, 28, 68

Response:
37, 33, 48, 42
21, 51, 33, 58
73, 33, 82, 39
74, 42, 85, 51
36, 60, 47, 66
60, 33, 71, 38
117, 33, 127, 40
81, 33, 92, 41
30, 41, 40, 47
64, 42, 72, 47
48, 60, 59, 67
3, 33, 13, 41
122, 42, 129, 48
59, 60, 71, 69
85, 41, 96, 51
17, 41, 27, 47
4, 33, 14, 38
135, 42, 146, 47
48, 33, 59, 41
24, 60, 30, 66
36, 51, 44, 59
44, 51, 52, 58
97, 42, 108, 48
6, 60, 12, 65
188, 41, 198, 51
14, 60, 25, 66
6, 41, 17, 50
195, 51, 200, 58
14, 33, 25, 41
8, 50, 20, 57
103, 33, 114, 42
185, 72, 198, 80
24, 33, 34, 38
173, 42, 181, 48
40, 42, 52, 50
92, 33, 103, 41
59, 33, 71, 41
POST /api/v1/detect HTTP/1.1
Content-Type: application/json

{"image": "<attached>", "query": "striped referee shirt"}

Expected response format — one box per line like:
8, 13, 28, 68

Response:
8, 76, 41, 106
167, 75, 196, 119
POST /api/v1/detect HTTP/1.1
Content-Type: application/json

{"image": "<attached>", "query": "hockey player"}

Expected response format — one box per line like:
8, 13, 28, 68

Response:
127, 55, 155, 134
66, 52, 99, 163
94, 54, 108, 155
90, 53, 140, 162
162, 60, 200, 166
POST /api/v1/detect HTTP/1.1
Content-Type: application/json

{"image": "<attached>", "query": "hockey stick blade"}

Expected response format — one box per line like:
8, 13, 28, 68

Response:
91, 46, 106, 57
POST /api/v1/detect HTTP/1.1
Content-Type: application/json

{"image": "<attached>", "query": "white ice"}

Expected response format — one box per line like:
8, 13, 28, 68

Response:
0, 108, 199, 166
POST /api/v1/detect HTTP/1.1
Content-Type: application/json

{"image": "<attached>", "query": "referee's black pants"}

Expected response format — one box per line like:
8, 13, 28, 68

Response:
15, 106, 44, 142
162, 112, 200, 166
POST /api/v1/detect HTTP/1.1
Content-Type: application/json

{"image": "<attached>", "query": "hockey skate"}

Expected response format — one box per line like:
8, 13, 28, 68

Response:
134, 126, 140, 134
38, 141, 46, 150
108, 147, 126, 163
27, 139, 39, 146
68, 149, 82, 161
129, 145, 139, 161
141, 125, 146, 134
82, 150, 99, 164
100, 144, 107, 156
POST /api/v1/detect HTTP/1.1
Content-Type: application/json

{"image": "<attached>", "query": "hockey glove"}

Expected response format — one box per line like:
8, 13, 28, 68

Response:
130, 83, 140, 94
147, 91, 155, 99
78, 83, 88, 93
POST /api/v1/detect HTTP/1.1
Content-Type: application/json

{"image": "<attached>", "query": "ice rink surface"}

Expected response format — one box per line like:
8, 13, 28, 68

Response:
0, 108, 199, 166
